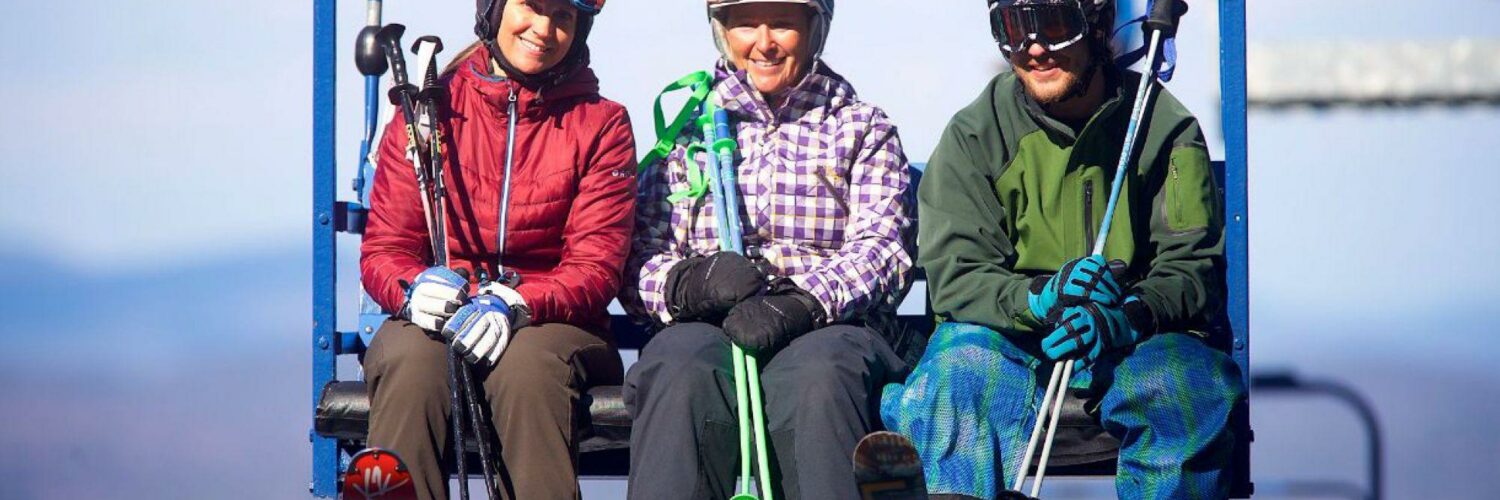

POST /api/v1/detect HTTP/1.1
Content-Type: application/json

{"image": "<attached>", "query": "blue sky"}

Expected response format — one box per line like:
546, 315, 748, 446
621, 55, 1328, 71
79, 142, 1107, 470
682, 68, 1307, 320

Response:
1, 0, 1499, 498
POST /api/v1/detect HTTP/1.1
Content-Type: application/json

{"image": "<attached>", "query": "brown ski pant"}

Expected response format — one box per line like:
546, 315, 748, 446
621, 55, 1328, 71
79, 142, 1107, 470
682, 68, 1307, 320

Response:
364, 319, 623, 500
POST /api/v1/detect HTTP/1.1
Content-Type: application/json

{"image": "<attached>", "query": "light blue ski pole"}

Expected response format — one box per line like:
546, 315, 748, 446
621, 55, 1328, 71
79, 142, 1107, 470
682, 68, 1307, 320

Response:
1022, 28, 1168, 499
698, 99, 774, 500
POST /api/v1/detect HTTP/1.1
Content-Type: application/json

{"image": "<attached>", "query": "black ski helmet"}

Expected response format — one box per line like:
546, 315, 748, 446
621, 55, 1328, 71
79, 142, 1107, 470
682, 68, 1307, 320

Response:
474, 0, 604, 85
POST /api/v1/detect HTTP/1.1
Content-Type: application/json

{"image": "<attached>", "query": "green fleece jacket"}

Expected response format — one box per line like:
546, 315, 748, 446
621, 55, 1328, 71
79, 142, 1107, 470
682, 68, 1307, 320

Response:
918, 69, 1223, 338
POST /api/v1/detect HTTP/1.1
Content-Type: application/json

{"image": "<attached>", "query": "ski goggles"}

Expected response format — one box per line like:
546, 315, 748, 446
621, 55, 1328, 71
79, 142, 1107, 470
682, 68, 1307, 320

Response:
989, 1, 1089, 55
572, 0, 604, 15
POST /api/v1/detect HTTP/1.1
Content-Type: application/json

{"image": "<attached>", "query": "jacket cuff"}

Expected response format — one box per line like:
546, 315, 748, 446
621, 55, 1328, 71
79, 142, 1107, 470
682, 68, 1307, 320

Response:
1123, 295, 1158, 336
1006, 277, 1047, 333
662, 256, 708, 322
1029, 274, 1051, 295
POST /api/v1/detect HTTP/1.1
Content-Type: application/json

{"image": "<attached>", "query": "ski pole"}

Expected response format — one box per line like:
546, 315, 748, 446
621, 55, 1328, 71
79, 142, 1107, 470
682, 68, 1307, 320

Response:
695, 102, 751, 499
413, 35, 504, 499
376, 25, 443, 256
714, 106, 775, 500
1025, 32, 1161, 498
1019, 0, 1183, 491
379, 25, 475, 500
1011, 358, 1064, 492
697, 99, 772, 500
413, 37, 450, 267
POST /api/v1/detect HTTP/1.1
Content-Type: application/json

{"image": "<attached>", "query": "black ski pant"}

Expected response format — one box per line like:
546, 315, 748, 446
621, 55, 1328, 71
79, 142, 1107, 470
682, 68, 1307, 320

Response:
624, 322, 907, 500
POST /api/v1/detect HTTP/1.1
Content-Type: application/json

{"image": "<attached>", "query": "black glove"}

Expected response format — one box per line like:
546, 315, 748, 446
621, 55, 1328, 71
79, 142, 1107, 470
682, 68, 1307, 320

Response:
722, 282, 825, 356
665, 252, 767, 323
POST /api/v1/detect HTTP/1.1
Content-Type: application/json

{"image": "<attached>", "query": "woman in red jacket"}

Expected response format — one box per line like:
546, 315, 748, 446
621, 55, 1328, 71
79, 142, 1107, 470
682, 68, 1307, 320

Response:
358, 0, 634, 498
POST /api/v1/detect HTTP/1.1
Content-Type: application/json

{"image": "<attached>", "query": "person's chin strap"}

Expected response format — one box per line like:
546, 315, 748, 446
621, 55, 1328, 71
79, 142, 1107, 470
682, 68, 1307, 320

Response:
475, 13, 593, 88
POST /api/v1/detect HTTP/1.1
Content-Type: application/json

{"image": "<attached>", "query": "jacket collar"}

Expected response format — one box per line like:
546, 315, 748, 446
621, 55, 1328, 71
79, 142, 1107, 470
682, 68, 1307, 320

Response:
713, 58, 857, 125
1015, 65, 1131, 144
454, 45, 600, 120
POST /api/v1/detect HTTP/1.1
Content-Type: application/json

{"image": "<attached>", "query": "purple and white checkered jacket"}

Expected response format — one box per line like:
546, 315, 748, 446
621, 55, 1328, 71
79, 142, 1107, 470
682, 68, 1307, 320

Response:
622, 61, 914, 327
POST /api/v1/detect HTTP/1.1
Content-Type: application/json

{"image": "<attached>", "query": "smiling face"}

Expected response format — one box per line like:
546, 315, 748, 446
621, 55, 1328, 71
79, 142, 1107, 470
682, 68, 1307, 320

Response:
1009, 33, 1097, 106
721, 3, 813, 100
496, 0, 577, 75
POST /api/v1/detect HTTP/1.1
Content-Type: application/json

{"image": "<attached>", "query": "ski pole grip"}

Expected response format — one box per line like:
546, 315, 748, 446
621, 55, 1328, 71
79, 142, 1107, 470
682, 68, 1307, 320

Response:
413, 35, 444, 56
1143, 0, 1188, 37
354, 25, 388, 76
412, 36, 445, 90
377, 24, 410, 87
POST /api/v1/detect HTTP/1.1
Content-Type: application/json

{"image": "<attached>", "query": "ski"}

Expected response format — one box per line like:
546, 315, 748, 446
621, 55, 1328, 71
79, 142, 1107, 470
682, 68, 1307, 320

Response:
853, 431, 927, 500
341, 448, 417, 499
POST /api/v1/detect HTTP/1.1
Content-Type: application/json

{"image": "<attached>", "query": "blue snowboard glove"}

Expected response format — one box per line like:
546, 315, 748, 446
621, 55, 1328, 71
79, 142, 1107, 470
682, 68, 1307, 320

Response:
402, 266, 469, 332
1041, 296, 1150, 368
442, 294, 513, 367
1028, 255, 1126, 320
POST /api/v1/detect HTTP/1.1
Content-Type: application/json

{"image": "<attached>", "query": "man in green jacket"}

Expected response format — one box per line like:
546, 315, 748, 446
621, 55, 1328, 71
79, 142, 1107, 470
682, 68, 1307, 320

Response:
880, 1, 1245, 498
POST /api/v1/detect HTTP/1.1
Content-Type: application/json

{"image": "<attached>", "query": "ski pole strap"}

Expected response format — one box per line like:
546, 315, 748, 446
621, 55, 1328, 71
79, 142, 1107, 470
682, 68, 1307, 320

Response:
666, 100, 738, 205
669, 143, 711, 204
1113, 0, 1184, 81
639, 70, 713, 173
1114, 20, 1177, 82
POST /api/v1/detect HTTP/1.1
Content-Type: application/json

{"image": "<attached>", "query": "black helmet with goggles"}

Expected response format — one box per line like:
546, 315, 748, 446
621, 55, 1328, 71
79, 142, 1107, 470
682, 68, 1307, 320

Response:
987, 0, 1111, 55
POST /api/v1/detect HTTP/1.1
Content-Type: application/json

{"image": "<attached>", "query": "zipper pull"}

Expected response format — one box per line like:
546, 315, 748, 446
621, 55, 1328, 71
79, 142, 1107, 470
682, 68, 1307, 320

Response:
500, 84, 518, 116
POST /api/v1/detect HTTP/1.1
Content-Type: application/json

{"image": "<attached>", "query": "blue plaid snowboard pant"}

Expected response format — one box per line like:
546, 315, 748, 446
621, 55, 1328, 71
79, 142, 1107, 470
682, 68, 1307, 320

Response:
880, 322, 1245, 499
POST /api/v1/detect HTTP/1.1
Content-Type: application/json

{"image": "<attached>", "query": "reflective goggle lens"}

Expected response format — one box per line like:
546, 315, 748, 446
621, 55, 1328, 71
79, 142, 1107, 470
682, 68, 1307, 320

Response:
991, 3, 1087, 54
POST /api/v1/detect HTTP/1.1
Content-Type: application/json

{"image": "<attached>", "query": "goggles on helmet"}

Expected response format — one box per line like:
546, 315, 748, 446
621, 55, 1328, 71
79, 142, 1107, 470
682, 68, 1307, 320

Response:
573, 0, 604, 15
989, 1, 1089, 55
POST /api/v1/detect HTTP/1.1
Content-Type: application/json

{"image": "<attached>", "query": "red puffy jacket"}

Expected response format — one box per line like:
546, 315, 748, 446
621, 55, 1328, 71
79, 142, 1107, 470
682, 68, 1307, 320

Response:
361, 46, 637, 336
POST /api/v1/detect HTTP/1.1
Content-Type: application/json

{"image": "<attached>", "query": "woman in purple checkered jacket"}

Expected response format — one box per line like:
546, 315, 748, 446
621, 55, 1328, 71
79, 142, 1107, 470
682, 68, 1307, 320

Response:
619, 0, 915, 498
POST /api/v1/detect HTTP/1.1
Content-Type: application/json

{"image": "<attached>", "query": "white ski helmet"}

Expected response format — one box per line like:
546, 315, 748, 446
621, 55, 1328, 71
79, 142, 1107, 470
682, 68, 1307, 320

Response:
706, 0, 834, 61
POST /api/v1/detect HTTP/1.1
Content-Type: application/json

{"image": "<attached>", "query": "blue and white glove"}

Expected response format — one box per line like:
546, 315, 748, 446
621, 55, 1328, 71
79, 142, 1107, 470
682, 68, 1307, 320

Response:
1029, 255, 1125, 320
1041, 296, 1148, 369
441, 283, 530, 367
403, 267, 468, 332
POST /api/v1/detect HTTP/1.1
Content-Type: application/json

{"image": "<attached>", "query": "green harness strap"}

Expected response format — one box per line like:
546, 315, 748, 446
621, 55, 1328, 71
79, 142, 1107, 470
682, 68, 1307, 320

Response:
638, 71, 715, 204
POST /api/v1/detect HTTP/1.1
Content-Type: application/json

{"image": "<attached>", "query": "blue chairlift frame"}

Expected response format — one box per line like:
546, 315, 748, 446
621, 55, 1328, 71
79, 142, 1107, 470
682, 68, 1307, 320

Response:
309, 0, 1253, 496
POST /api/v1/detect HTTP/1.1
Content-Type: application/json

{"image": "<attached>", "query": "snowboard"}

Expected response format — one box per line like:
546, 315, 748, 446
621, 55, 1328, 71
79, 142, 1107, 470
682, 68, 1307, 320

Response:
342, 448, 417, 499
853, 431, 927, 500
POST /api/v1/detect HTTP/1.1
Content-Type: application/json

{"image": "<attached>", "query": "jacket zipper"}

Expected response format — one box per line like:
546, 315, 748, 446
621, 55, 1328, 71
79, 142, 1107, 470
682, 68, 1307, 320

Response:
1168, 161, 1181, 227
1083, 179, 1096, 254
494, 86, 520, 286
